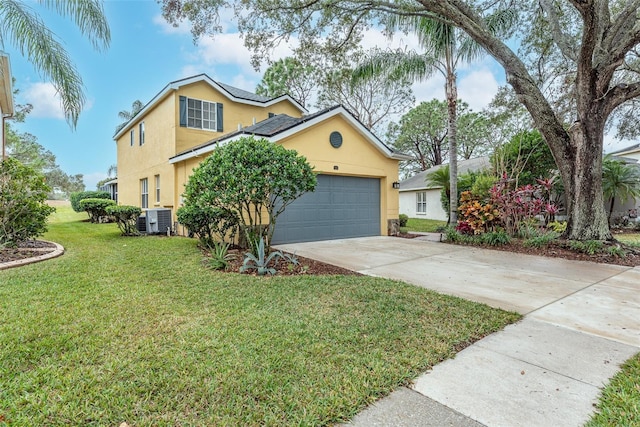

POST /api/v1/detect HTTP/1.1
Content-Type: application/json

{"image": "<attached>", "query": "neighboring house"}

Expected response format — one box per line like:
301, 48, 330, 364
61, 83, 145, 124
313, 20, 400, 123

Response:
607, 143, 640, 220
0, 52, 14, 159
99, 178, 118, 202
399, 157, 491, 221
114, 74, 410, 244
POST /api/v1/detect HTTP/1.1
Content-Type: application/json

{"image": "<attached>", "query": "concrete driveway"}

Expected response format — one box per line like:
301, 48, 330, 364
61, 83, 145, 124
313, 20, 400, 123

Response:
275, 236, 640, 426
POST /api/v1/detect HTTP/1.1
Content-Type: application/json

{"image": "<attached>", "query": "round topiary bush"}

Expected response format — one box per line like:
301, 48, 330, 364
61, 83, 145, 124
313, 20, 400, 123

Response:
70, 190, 110, 212
79, 198, 116, 223
106, 205, 142, 236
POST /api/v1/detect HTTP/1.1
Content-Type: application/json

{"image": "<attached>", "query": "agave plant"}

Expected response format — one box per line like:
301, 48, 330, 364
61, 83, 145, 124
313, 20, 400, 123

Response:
239, 238, 284, 276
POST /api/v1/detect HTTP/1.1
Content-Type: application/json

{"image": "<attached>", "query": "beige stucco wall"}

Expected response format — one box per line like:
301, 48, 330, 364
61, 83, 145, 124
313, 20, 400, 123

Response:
116, 79, 303, 212
173, 114, 402, 236
116, 93, 177, 210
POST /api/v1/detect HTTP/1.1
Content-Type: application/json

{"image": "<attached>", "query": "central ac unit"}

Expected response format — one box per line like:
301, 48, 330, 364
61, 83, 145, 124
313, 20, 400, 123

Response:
144, 208, 172, 234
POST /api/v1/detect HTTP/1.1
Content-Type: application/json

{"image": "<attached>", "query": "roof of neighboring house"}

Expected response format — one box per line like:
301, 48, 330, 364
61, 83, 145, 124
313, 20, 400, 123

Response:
113, 74, 307, 139
399, 156, 492, 192
609, 143, 640, 156
169, 105, 412, 164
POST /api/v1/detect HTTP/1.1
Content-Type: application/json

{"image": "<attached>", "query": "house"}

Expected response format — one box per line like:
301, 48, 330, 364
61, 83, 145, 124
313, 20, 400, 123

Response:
0, 52, 14, 159
114, 74, 409, 243
399, 157, 491, 221
607, 143, 640, 220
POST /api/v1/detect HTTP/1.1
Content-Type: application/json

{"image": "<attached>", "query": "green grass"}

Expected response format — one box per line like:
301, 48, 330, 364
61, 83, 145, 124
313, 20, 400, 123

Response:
617, 233, 640, 247
0, 207, 519, 426
586, 352, 640, 426
401, 218, 447, 233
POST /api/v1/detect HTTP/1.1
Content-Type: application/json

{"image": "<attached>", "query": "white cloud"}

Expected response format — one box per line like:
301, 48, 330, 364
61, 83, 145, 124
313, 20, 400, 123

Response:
458, 68, 499, 111
84, 172, 108, 191
22, 82, 65, 119
153, 14, 191, 35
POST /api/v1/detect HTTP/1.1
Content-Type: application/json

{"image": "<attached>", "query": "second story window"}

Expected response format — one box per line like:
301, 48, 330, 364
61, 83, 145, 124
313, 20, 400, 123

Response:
179, 96, 223, 132
130, 129, 134, 147
139, 122, 145, 146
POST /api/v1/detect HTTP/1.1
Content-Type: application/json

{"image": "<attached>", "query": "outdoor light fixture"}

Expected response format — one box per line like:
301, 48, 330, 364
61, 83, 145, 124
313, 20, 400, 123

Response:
392, 181, 400, 189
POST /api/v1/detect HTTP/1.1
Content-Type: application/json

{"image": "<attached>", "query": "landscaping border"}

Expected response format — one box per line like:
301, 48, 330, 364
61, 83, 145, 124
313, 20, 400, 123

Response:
0, 241, 65, 270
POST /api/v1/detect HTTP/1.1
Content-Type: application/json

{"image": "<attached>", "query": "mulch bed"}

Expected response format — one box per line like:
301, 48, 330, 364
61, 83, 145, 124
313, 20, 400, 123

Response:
213, 248, 361, 276
0, 240, 57, 264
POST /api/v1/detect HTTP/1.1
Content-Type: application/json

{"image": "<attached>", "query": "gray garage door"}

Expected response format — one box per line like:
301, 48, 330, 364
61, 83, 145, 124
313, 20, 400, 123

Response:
271, 175, 381, 244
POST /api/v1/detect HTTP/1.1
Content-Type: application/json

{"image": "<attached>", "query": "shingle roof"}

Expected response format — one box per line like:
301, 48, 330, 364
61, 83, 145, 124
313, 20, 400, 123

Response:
216, 81, 273, 103
399, 156, 491, 191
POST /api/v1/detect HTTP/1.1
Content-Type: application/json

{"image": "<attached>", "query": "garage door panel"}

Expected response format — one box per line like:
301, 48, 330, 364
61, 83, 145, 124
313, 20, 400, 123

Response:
271, 175, 380, 244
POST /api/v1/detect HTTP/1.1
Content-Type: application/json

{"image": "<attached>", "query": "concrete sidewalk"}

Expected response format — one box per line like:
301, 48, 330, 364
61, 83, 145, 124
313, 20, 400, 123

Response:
275, 237, 640, 427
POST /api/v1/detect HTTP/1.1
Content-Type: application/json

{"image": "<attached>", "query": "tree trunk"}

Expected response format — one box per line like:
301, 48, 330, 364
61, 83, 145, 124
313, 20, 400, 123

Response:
445, 54, 458, 225
556, 120, 612, 241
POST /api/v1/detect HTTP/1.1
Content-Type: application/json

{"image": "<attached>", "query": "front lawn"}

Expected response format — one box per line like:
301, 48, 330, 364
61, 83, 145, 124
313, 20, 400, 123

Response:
587, 352, 640, 426
401, 217, 447, 233
616, 233, 640, 247
0, 207, 519, 425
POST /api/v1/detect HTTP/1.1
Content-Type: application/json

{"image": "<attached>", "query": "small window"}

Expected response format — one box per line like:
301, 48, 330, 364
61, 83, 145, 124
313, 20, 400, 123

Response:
130, 129, 134, 147
155, 174, 160, 204
139, 122, 145, 146
140, 178, 148, 209
416, 192, 427, 214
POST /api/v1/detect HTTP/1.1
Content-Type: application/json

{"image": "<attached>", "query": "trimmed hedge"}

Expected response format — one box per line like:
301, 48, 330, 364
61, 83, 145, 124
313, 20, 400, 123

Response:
106, 205, 142, 236
70, 191, 110, 212
79, 198, 116, 223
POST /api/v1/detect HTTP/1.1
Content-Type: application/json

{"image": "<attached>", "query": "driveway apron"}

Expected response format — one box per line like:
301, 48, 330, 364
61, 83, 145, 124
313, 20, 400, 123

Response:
275, 236, 640, 427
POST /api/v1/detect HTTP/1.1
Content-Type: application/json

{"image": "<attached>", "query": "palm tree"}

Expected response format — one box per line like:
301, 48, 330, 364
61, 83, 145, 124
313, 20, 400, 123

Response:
602, 155, 640, 223
354, 12, 513, 225
0, 0, 110, 127
426, 164, 451, 224
115, 100, 144, 132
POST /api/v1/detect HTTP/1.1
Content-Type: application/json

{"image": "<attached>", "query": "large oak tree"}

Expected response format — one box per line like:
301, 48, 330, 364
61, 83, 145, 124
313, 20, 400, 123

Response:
161, 0, 640, 240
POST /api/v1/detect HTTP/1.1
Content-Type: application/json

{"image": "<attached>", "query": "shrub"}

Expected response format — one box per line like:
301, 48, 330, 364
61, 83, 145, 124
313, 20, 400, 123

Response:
479, 229, 511, 246
523, 231, 559, 248
176, 204, 239, 249
399, 214, 409, 227
207, 241, 235, 270
106, 205, 141, 236
457, 191, 500, 234
182, 136, 316, 250
79, 198, 116, 223
569, 240, 603, 255
239, 238, 284, 275
0, 158, 56, 247
547, 220, 567, 233
70, 190, 110, 212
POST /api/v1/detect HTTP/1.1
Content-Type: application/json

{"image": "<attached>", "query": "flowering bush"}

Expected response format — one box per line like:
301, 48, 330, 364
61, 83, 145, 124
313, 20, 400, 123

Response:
457, 191, 500, 234
489, 175, 559, 237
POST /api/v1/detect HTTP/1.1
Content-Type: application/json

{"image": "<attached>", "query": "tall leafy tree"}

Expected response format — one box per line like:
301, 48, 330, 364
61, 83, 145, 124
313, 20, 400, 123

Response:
255, 57, 316, 108
0, 0, 110, 127
602, 155, 640, 222
159, 0, 640, 239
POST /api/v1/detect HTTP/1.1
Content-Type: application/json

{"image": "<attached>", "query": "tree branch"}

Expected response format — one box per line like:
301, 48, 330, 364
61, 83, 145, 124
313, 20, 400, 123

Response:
539, 0, 578, 60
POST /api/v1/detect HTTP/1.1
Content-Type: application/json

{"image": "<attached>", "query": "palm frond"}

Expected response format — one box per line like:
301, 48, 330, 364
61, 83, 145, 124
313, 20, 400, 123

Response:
1, 0, 85, 126
37, 0, 110, 50
352, 49, 439, 85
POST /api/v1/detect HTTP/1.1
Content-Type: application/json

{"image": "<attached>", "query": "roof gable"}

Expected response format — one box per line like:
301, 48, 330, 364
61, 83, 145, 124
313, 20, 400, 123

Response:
113, 74, 307, 139
169, 105, 411, 164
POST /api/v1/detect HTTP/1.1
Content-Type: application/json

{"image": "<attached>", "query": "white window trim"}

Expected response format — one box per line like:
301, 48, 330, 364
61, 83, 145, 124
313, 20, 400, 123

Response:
416, 191, 427, 215
155, 175, 160, 204
139, 122, 145, 146
141, 178, 148, 209
186, 97, 217, 131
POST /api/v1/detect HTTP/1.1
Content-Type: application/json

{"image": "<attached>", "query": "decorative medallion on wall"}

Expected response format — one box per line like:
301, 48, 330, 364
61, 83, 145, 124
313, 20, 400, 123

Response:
329, 131, 343, 148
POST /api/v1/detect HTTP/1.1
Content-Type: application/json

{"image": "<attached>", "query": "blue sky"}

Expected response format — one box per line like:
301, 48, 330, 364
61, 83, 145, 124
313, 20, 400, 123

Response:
11, 0, 628, 190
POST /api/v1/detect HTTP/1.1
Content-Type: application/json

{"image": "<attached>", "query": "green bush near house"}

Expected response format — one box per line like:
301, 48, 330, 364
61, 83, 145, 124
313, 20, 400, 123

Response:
79, 198, 116, 223
0, 157, 55, 247
399, 214, 409, 227
70, 190, 110, 212
105, 205, 142, 236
